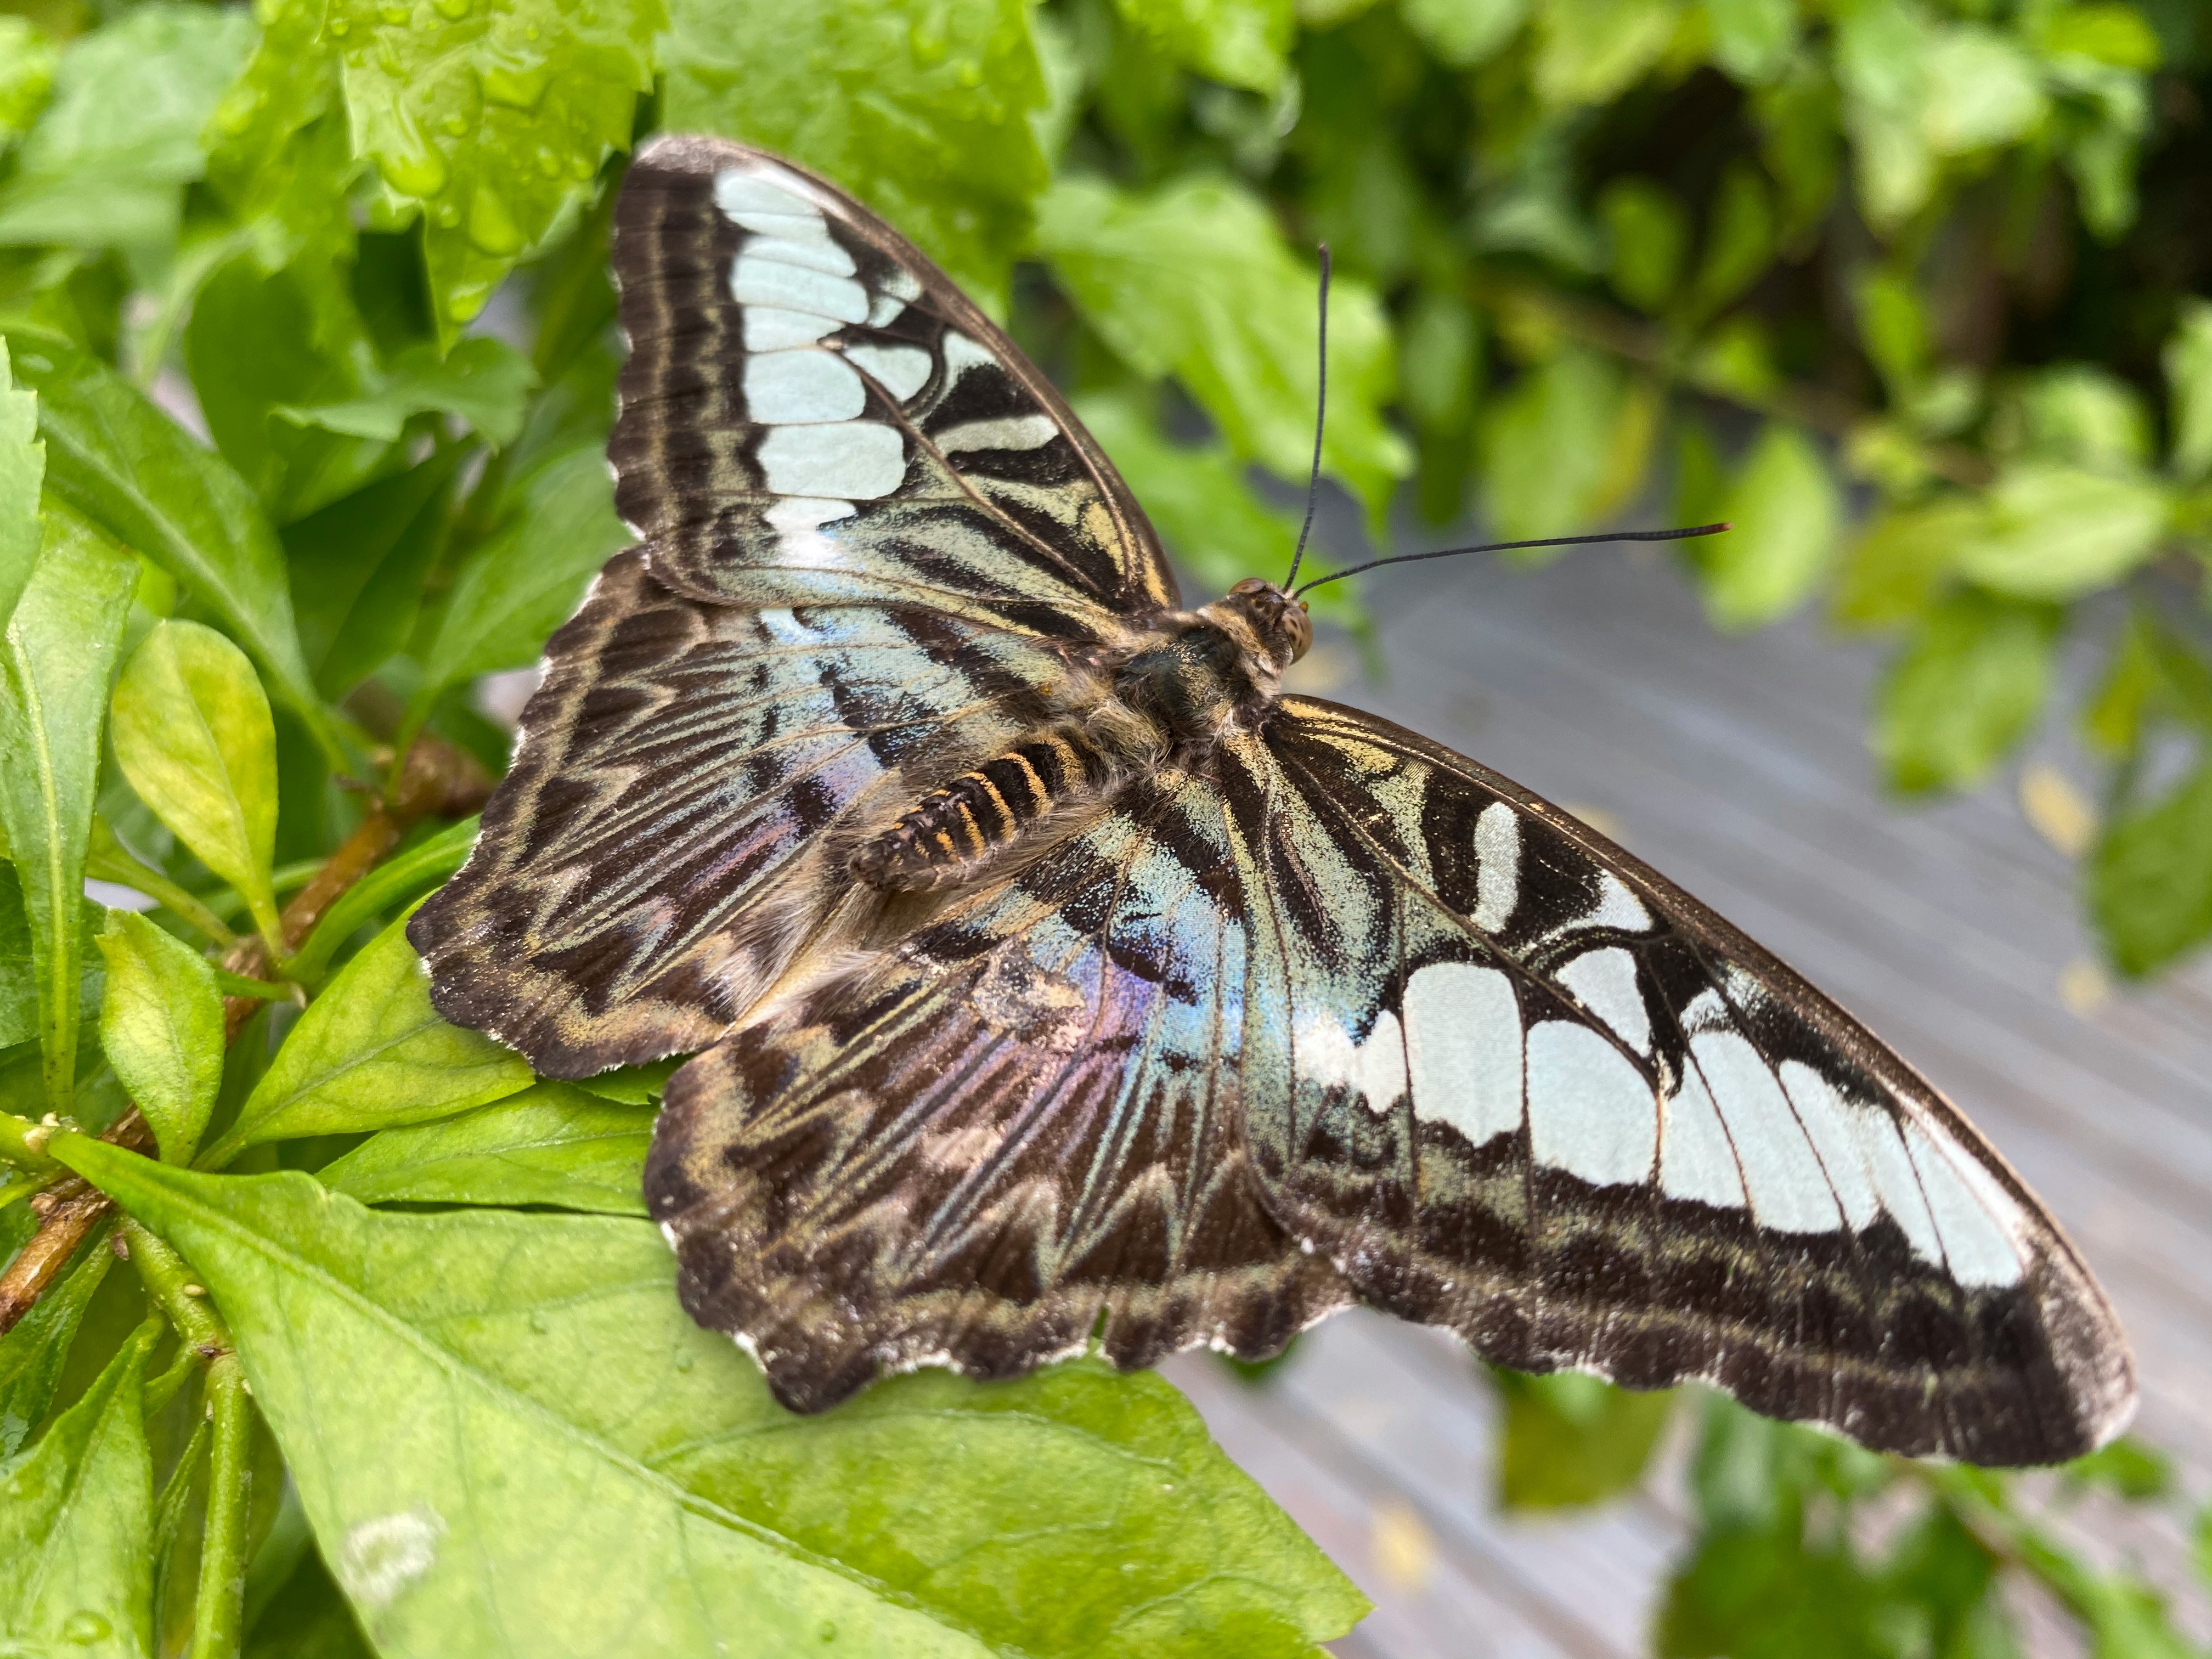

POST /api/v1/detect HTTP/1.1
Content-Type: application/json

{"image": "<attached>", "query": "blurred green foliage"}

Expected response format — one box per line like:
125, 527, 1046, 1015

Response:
0, 0, 2208, 1654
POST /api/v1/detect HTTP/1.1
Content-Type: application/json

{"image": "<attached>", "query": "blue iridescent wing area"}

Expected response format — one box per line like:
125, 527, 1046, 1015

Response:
1222, 697, 2132, 1465
645, 765, 1350, 1410
414, 138, 1176, 1073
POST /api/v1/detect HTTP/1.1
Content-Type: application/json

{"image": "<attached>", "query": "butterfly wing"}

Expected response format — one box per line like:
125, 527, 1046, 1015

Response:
1223, 696, 2132, 1464
413, 139, 1178, 1073
611, 135, 1177, 630
647, 764, 1350, 1410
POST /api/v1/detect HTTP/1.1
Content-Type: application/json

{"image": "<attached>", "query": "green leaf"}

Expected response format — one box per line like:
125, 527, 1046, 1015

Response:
662, 0, 1050, 310
277, 338, 537, 447
1832, 497, 1979, 629
410, 441, 628, 722
2090, 755, 2212, 977
1658, 1526, 1889, 1659
284, 449, 464, 700
2059, 1435, 2172, 1499
94, 910, 222, 1164
0, 1234, 112, 1458
2161, 299, 2212, 486
1476, 348, 1649, 541
1833, 0, 1936, 228
2035, 3, 2163, 70
199, 911, 532, 1168
0, 862, 32, 1050
1111, 0, 1290, 91
1955, 463, 2171, 600
1853, 268, 1927, 397
1923, 25, 2047, 155
1401, 0, 1529, 67
0, 5, 252, 251
1036, 173, 1409, 527
2013, 365, 2153, 472
4, 328, 334, 759
288, 816, 480, 985
0, 502, 136, 1113
0, 19, 58, 146
1701, 0, 1797, 83
1686, 163, 1775, 320
318, 1082, 654, 1216
1874, 591, 2059, 795
1491, 1369, 1673, 1510
1600, 178, 1687, 313
1533, 0, 1681, 105
570, 1059, 681, 1105
328, 0, 660, 336
0, 1320, 155, 1659
0, 337, 42, 639
1073, 388, 1301, 597
1694, 423, 1839, 629
61, 1148, 1368, 1659
109, 620, 282, 947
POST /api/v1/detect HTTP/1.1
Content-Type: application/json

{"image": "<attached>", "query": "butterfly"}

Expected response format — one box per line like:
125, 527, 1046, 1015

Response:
410, 134, 2134, 1466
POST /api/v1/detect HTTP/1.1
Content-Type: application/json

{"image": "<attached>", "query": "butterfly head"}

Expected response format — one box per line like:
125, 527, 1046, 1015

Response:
1222, 578, 1312, 669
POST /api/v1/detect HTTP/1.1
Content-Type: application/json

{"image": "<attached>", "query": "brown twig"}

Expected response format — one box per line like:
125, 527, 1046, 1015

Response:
0, 733, 492, 1335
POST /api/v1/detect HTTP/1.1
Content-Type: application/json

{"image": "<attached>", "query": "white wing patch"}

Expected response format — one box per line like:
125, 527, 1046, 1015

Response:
1403, 961, 1521, 1147
1689, 1030, 1842, 1234
744, 349, 864, 424
755, 423, 906, 499
1905, 1122, 2026, 1287
1660, 1069, 1747, 1207
1298, 1009, 1408, 1117
1526, 1019, 1655, 1186
845, 342, 933, 402
1472, 804, 1519, 932
1554, 946, 1651, 1053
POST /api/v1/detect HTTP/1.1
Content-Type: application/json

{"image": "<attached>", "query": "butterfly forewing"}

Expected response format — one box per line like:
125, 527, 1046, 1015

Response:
1228, 697, 2131, 1463
415, 134, 2132, 1465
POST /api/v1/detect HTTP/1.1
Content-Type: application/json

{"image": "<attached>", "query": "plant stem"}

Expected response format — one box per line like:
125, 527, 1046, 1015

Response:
0, 1109, 62, 1172
194, 1356, 254, 1659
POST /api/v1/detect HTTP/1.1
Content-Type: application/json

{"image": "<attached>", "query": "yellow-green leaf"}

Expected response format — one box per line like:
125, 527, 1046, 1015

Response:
94, 909, 222, 1163
1694, 422, 1839, 629
109, 620, 281, 948
0, 337, 42, 639
1955, 463, 2170, 601
199, 911, 531, 1167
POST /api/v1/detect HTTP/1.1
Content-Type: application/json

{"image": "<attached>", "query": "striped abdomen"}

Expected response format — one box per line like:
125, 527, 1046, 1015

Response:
853, 731, 1112, 892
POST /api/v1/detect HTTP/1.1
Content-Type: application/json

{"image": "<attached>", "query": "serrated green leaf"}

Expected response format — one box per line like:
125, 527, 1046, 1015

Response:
289, 816, 479, 985
277, 337, 536, 447
0, 1234, 112, 1459
0, 1319, 155, 1659
94, 909, 222, 1164
1701, 0, 1797, 83
1037, 173, 1409, 527
1832, 496, 1979, 629
1533, 0, 1680, 105
329, 0, 660, 337
0, 503, 135, 1113
1695, 422, 1839, 629
2162, 299, 2212, 486
61, 1148, 1367, 1659
1401, 0, 1529, 67
318, 1082, 653, 1216
1112, 0, 1291, 91
1874, 591, 2059, 795
410, 441, 627, 723
284, 449, 464, 700
200, 911, 530, 1168
0, 19, 58, 146
0, 336, 42, 637
1492, 1369, 1673, 1510
663, 0, 1050, 310
109, 620, 282, 947
2090, 755, 2212, 978
4, 328, 334, 760
1955, 463, 2170, 600
0, 4, 252, 251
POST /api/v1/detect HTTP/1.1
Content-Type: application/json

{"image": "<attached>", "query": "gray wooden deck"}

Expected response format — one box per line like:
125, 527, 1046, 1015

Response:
1159, 540, 2212, 1657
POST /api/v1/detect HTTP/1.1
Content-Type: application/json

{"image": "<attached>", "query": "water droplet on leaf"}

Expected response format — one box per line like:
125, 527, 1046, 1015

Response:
376, 110, 448, 198
465, 182, 525, 256
61, 1613, 111, 1644
817, 1621, 837, 1643
479, 55, 550, 110
527, 1311, 550, 1334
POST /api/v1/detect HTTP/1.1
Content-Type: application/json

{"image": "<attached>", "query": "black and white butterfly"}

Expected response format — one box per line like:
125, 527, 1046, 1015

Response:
410, 135, 2134, 1465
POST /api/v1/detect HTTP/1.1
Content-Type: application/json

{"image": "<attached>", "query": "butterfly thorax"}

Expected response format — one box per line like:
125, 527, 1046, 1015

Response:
851, 580, 1310, 893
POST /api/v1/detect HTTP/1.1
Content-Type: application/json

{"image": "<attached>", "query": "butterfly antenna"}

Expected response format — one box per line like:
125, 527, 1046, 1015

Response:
1282, 244, 1330, 592
1291, 523, 1731, 599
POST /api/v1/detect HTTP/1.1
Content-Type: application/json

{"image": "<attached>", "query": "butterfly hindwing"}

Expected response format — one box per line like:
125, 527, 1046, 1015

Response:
646, 766, 1350, 1410
1224, 696, 2132, 1464
610, 136, 1177, 635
